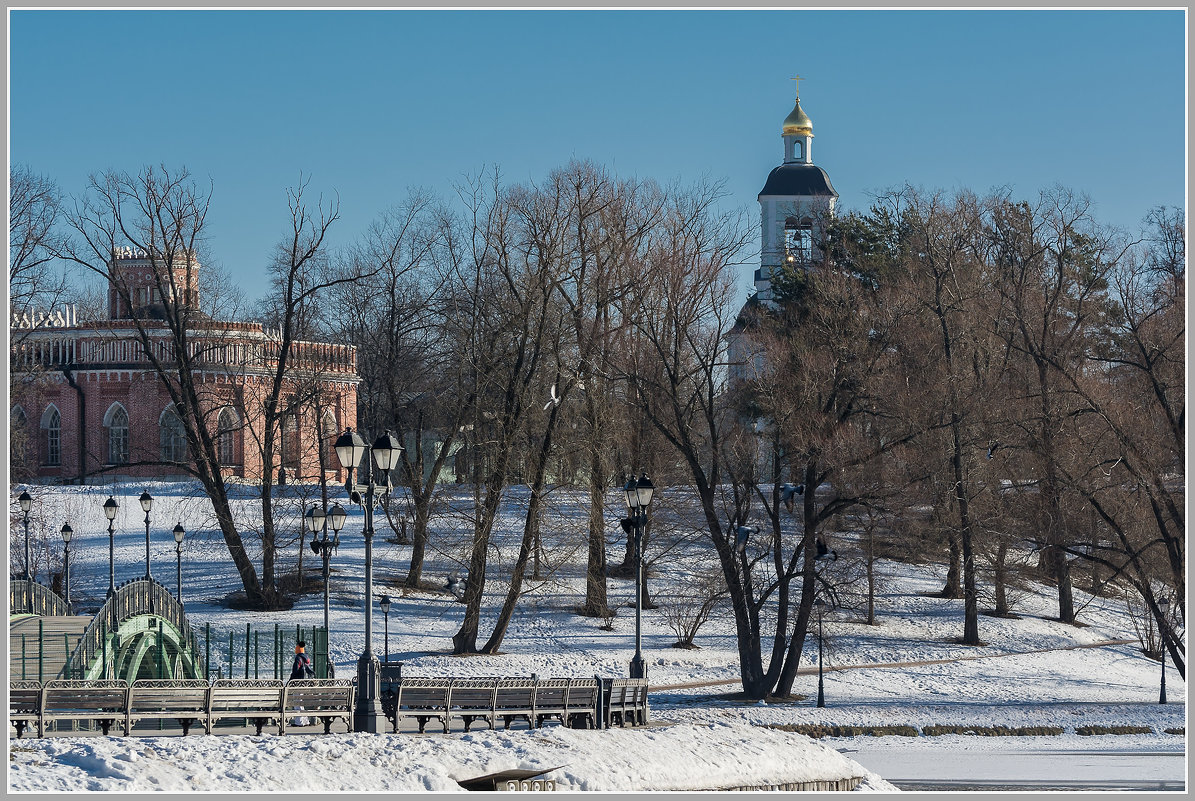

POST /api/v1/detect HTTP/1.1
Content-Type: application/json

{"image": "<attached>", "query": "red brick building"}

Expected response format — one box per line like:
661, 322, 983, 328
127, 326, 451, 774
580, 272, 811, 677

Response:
10, 252, 358, 485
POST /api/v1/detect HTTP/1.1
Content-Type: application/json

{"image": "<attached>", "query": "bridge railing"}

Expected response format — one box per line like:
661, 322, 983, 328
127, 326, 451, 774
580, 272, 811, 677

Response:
68, 578, 204, 680
9, 580, 69, 617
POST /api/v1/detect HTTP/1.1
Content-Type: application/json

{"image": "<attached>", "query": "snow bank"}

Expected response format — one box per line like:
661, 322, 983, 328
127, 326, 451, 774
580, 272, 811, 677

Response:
8, 723, 896, 792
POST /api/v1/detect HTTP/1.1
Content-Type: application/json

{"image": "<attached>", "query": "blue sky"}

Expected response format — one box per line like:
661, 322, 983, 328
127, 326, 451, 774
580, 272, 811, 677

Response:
10, 9, 1186, 304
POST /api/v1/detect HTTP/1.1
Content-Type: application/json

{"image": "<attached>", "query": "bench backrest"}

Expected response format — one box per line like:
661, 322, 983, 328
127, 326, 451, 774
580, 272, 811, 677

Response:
129, 679, 210, 712
533, 678, 570, 711
209, 679, 284, 711
9, 680, 43, 712
564, 678, 598, 711
283, 679, 354, 710
494, 678, 536, 708
448, 678, 497, 708
42, 680, 129, 713
394, 678, 451, 709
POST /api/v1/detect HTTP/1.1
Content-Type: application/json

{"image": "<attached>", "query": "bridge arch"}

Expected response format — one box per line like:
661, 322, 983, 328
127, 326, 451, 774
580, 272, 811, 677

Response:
70, 578, 206, 681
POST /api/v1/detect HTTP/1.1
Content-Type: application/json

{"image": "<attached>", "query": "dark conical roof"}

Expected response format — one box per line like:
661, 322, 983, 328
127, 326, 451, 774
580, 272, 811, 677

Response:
758, 164, 838, 199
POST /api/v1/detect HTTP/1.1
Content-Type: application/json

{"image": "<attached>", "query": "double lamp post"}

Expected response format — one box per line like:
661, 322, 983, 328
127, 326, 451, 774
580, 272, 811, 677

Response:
332, 426, 402, 734
622, 473, 654, 680
305, 501, 346, 678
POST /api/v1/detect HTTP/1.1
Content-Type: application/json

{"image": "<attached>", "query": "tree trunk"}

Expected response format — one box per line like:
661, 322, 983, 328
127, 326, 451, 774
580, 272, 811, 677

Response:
482, 409, 560, 653
993, 541, 1009, 616
578, 439, 610, 616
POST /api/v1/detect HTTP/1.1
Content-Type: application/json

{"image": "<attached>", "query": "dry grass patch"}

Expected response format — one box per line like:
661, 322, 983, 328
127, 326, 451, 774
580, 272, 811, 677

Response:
767, 723, 918, 738
922, 725, 1063, 737
1075, 725, 1154, 736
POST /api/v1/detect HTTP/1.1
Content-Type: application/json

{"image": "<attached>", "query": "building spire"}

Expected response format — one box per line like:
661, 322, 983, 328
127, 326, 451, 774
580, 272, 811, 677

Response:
790, 74, 801, 99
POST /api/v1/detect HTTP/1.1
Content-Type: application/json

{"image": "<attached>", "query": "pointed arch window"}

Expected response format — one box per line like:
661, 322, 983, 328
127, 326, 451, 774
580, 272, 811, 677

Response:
40, 405, 60, 466
105, 404, 129, 465
280, 413, 300, 473
320, 410, 338, 468
217, 407, 240, 466
12, 406, 29, 467
160, 405, 188, 463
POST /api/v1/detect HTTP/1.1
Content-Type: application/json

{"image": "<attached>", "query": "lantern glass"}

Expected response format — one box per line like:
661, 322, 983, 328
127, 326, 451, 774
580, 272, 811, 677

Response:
624, 477, 639, 511
103, 496, 119, 521
636, 474, 655, 508
329, 503, 347, 533
173, 523, 185, 544
334, 428, 367, 471
139, 490, 154, 513
379, 595, 392, 614
18, 491, 32, 513
371, 431, 402, 472
308, 505, 326, 533
60, 523, 73, 543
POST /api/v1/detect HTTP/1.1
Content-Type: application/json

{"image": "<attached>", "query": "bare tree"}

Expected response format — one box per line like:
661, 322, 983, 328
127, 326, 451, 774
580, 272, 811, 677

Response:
447, 171, 569, 654
988, 188, 1123, 624
890, 187, 1004, 646
247, 177, 352, 601
9, 164, 68, 331
62, 165, 265, 602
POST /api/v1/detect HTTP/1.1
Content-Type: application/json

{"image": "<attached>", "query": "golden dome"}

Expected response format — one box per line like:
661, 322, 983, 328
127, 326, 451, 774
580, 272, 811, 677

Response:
782, 98, 813, 137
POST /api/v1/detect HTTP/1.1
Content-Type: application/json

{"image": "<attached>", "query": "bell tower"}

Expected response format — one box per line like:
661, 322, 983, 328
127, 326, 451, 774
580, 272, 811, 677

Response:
755, 78, 838, 301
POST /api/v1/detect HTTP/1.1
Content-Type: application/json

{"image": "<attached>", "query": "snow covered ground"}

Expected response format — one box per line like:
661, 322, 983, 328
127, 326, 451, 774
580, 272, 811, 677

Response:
7, 480, 1187, 792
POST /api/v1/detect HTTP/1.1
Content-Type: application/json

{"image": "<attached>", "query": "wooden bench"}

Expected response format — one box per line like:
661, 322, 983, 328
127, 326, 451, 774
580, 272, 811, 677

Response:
531, 678, 571, 727
533, 677, 598, 729
562, 678, 598, 729
41, 679, 130, 737
604, 678, 649, 727
9, 680, 43, 738
281, 679, 355, 734
495, 678, 537, 730
388, 677, 452, 733
128, 679, 211, 736
208, 679, 284, 735
447, 678, 501, 732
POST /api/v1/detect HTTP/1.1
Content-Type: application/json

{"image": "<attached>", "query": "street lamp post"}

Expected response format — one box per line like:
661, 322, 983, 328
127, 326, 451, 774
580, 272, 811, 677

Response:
139, 490, 154, 579
379, 595, 392, 663
18, 490, 32, 580
333, 427, 402, 733
1158, 598, 1170, 705
60, 523, 73, 611
103, 496, 119, 597
814, 598, 827, 708
308, 502, 345, 678
173, 523, 185, 606
622, 473, 654, 679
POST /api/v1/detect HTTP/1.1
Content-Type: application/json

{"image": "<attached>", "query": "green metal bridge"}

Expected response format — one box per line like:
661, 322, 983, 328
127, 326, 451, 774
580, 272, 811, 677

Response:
9, 578, 205, 682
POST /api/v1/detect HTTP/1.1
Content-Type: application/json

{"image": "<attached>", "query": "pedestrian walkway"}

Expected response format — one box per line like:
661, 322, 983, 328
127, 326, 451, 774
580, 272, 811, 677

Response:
653, 639, 1138, 691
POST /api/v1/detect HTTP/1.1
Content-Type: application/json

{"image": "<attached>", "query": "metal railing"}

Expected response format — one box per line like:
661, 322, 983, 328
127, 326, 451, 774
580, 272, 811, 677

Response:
9, 580, 69, 617
67, 578, 204, 681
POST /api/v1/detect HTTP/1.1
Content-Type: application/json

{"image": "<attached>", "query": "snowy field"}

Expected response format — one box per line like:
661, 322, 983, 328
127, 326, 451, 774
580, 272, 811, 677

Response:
7, 480, 1187, 792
